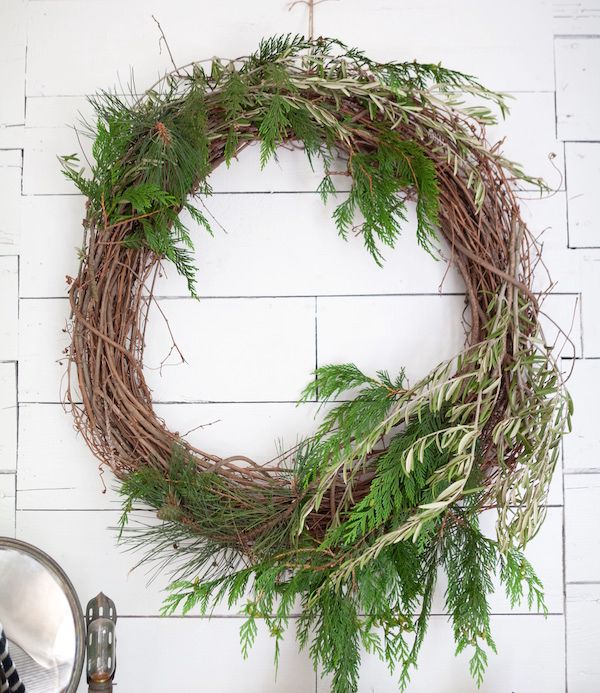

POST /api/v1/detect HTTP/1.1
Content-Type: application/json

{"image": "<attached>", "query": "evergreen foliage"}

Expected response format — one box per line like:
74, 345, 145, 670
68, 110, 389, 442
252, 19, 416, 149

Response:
122, 444, 546, 692
120, 356, 549, 692
61, 33, 536, 296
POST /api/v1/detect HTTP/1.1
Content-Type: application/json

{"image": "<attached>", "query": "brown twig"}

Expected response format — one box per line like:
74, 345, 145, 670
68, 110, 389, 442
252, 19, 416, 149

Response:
152, 15, 178, 72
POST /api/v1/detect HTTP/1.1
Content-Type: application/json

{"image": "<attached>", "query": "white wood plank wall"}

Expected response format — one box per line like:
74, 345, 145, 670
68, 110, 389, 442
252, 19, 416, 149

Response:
0, 0, 598, 690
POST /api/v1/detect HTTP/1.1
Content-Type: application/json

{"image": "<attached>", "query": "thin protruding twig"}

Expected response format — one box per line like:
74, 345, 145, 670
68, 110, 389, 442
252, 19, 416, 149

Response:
152, 15, 178, 72
288, 0, 339, 39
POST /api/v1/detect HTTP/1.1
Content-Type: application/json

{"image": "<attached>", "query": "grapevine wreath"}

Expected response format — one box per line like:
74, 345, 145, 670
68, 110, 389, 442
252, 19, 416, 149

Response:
64, 35, 571, 691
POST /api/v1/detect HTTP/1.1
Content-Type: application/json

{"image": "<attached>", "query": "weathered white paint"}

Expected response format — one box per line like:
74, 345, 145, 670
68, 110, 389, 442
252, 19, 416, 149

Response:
2, 0, 600, 689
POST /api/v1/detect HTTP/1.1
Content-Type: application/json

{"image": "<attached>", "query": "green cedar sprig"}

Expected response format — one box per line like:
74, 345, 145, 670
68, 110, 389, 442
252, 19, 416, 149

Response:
61, 34, 535, 297
121, 456, 546, 693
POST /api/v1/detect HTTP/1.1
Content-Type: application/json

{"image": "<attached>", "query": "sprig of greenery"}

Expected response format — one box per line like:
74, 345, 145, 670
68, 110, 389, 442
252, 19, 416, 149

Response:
63, 33, 536, 296
136, 459, 546, 693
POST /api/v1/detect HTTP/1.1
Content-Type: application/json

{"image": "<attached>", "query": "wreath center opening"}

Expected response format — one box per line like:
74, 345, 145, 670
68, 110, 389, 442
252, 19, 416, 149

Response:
140, 143, 470, 461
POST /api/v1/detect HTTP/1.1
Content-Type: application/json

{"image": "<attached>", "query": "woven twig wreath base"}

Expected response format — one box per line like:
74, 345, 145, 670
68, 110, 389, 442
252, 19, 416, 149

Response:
64, 35, 570, 690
